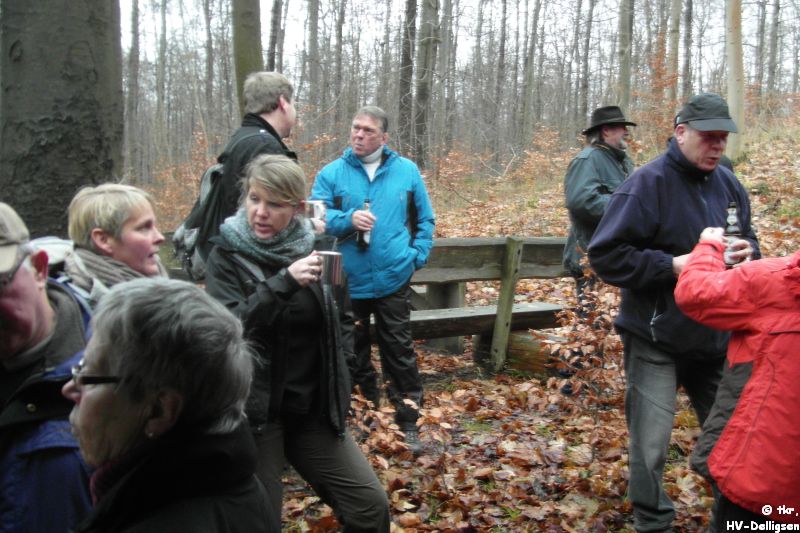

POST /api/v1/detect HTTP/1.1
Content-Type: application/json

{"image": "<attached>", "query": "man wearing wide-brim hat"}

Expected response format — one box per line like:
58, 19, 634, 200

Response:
588, 93, 761, 533
562, 105, 636, 296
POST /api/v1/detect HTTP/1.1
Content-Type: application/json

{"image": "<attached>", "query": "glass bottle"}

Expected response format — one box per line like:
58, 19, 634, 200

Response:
723, 201, 741, 267
357, 199, 371, 249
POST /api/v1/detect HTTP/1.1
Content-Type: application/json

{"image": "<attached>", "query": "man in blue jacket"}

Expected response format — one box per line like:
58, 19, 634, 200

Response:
312, 106, 435, 450
0, 203, 91, 532
588, 94, 759, 533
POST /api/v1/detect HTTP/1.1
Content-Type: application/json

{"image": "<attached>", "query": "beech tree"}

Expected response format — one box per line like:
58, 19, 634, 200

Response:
0, 1, 123, 236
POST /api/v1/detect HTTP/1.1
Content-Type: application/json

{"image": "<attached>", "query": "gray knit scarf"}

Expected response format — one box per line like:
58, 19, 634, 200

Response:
219, 208, 315, 269
64, 247, 167, 306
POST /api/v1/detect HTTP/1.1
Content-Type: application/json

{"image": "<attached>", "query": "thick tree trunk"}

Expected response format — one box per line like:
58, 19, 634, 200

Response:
232, 0, 263, 115
0, 0, 122, 236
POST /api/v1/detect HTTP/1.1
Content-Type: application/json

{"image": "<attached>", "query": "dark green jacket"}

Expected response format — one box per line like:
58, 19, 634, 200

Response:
562, 144, 634, 277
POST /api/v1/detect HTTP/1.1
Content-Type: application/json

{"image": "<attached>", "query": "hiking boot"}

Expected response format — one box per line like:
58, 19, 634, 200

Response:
403, 428, 423, 455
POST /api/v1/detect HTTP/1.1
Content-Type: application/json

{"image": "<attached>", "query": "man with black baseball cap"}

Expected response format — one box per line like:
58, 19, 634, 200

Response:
563, 105, 636, 298
588, 94, 760, 532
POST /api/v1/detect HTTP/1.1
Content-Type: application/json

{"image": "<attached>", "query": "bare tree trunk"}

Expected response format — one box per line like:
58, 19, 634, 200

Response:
232, 0, 263, 115
766, 0, 781, 95
726, 0, 745, 159
0, 0, 123, 236
682, 0, 694, 99
334, 0, 347, 128
398, 0, 417, 154
580, 0, 596, 121
306, 0, 320, 112
755, 0, 767, 96
266, 0, 282, 71
125, 0, 140, 180
203, 0, 214, 145
667, 0, 681, 102
278, 0, 290, 72
413, 0, 439, 170
155, 0, 168, 164
522, 0, 542, 141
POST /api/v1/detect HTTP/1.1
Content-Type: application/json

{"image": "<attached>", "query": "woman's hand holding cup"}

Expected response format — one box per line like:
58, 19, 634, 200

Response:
288, 251, 322, 286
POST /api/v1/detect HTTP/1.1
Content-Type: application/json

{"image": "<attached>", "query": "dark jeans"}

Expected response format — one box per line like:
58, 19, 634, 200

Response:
351, 285, 423, 430
621, 331, 724, 532
254, 416, 390, 532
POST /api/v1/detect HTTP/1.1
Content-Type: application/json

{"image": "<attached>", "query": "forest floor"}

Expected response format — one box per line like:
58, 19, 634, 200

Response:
271, 128, 800, 532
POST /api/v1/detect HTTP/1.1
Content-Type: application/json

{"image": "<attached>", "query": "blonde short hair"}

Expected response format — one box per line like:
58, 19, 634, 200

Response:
68, 184, 153, 251
243, 154, 305, 205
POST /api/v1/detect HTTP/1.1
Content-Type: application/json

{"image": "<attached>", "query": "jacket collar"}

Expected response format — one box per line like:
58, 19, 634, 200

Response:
666, 136, 711, 181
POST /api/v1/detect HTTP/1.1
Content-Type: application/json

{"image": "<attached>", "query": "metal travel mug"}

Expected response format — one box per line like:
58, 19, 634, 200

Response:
318, 251, 343, 286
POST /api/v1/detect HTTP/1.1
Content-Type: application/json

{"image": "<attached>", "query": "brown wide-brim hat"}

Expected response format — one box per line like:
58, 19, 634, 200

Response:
582, 105, 637, 135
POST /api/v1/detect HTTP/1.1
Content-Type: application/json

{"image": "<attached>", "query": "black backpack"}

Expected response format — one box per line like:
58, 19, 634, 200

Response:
172, 131, 266, 281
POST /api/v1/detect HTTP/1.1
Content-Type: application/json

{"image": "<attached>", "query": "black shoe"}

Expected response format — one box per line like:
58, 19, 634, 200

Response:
403, 429, 423, 455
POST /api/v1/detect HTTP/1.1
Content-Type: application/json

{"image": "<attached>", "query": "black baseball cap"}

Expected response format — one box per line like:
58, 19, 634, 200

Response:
675, 93, 738, 132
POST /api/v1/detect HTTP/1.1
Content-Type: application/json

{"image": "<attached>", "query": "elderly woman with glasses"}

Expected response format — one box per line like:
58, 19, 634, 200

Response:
62, 278, 276, 532
204, 154, 390, 532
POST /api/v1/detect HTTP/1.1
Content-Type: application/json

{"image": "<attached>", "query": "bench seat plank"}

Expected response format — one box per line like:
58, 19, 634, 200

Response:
404, 302, 562, 339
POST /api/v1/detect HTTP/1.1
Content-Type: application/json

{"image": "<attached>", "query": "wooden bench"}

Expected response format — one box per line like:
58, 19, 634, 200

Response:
404, 236, 568, 371
167, 234, 568, 372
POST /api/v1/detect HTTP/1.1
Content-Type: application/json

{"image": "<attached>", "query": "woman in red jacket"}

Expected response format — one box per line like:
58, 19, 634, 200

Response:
675, 227, 800, 527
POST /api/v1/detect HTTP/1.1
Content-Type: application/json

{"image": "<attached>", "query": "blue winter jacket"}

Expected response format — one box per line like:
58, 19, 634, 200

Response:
0, 281, 92, 533
311, 146, 435, 299
588, 138, 760, 357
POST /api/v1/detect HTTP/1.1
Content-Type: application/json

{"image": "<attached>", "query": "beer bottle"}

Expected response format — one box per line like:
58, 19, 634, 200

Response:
723, 201, 741, 267
357, 199, 371, 249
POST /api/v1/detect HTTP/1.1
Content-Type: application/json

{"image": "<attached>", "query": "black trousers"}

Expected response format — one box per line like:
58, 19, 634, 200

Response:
351, 285, 422, 429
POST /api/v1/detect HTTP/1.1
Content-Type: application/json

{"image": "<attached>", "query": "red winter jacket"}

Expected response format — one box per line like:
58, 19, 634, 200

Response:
675, 241, 800, 523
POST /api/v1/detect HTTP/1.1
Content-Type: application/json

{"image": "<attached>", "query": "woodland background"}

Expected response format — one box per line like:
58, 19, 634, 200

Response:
2, 0, 800, 531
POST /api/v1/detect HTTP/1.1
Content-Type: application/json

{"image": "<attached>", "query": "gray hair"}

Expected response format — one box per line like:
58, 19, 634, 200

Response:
585, 129, 602, 146
243, 71, 294, 115
90, 278, 253, 434
354, 105, 389, 133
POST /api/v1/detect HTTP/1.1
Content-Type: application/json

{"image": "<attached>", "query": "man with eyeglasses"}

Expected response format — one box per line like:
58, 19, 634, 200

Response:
311, 106, 435, 453
0, 202, 92, 532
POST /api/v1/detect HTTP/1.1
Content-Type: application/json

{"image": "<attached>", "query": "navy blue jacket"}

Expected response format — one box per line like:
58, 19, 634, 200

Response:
0, 281, 92, 532
588, 138, 760, 357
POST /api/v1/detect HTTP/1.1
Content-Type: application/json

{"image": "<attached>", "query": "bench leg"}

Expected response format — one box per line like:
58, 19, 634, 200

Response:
422, 282, 465, 353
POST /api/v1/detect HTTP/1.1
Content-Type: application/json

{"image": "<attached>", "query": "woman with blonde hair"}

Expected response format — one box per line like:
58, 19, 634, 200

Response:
205, 154, 389, 532
63, 183, 166, 306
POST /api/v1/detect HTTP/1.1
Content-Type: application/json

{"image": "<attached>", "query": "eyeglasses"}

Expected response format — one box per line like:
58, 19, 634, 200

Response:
71, 358, 121, 389
0, 250, 30, 294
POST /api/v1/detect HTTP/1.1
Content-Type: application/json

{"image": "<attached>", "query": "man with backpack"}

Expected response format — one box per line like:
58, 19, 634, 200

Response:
0, 202, 92, 532
195, 71, 299, 261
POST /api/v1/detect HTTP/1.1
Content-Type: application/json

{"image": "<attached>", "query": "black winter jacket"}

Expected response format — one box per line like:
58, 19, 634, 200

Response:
204, 239, 355, 436
73, 424, 276, 533
588, 138, 760, 357
197, 114, 298, 260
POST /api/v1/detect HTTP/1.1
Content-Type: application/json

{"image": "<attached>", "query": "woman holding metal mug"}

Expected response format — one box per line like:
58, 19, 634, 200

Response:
204, 154, 389, 532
